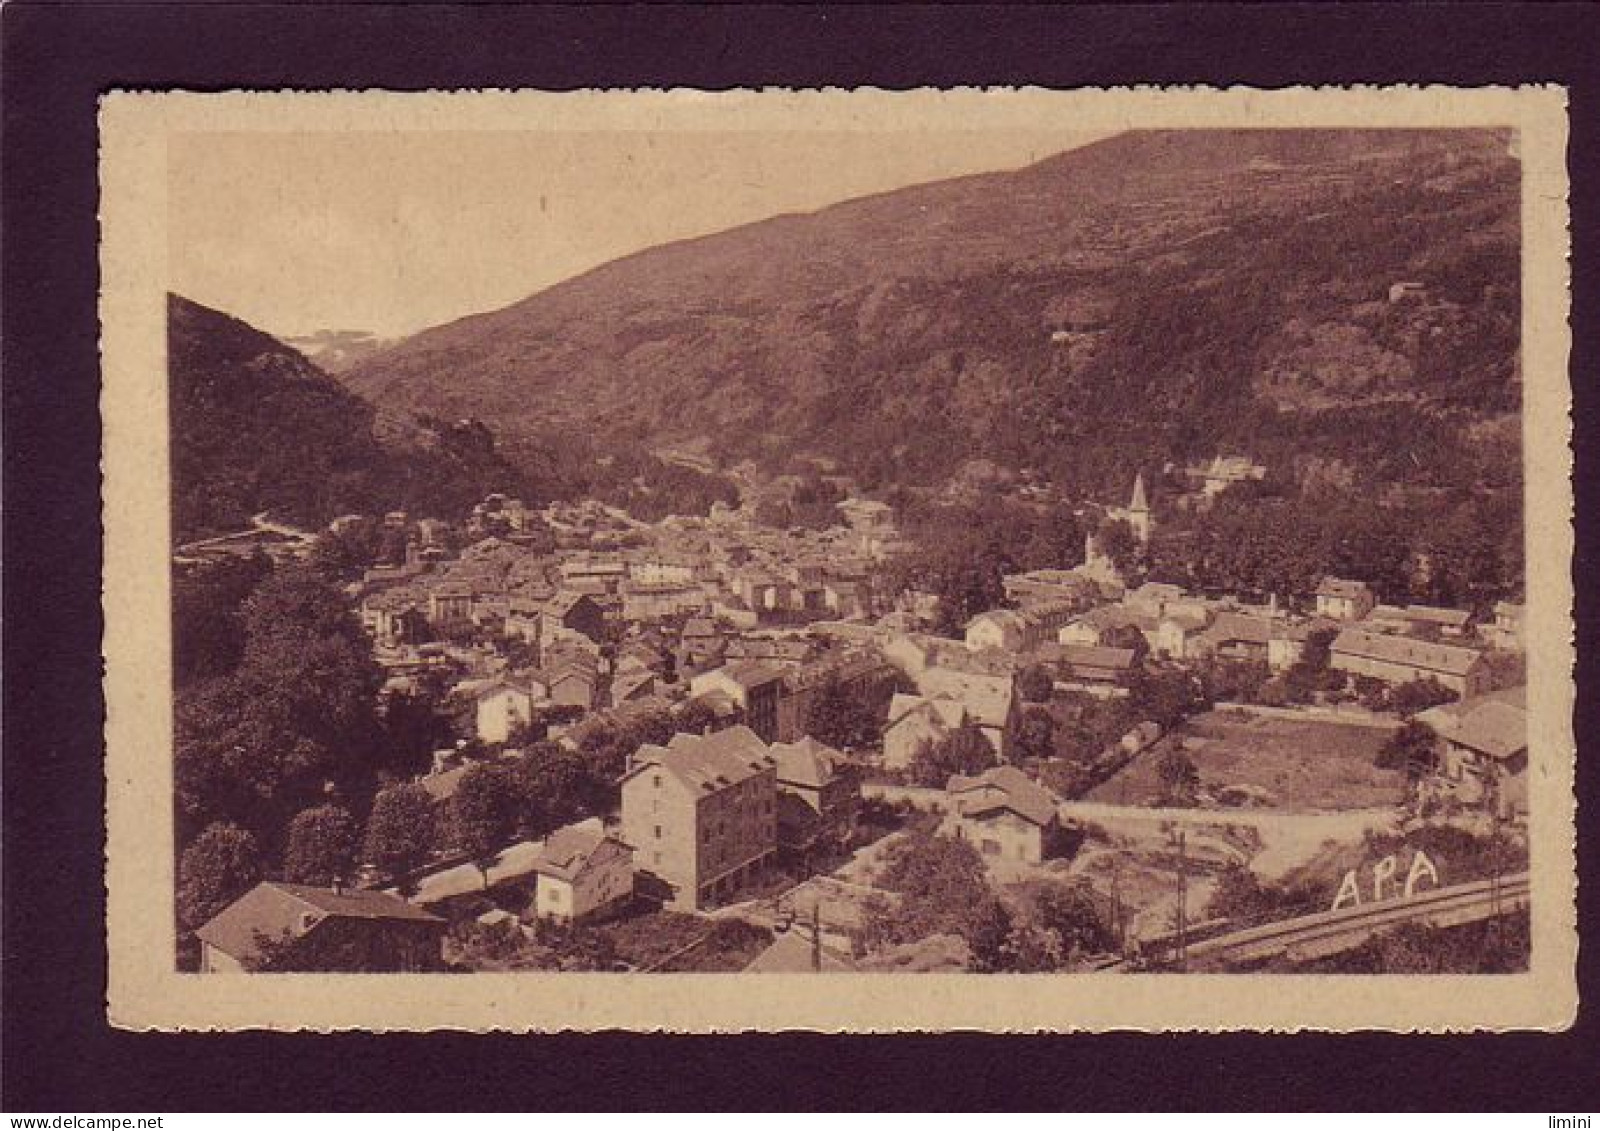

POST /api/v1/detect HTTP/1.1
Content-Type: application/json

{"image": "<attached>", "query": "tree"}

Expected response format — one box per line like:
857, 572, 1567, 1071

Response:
381, 686, 457, 778
177, 821, 261, 932
450, 763, 523, 881
172, 553, 272, 685
1376, 720, 1439, 784
1030, 881, 1114, 957
1014, 707, 1057, 763
861, 830, 1009, 971
1096, 517, 1141, 575
804, 671, 910, 750
363, 782, 436, 893
1129, 668, 1207, 730
1016, 664, 1055, 704
908, 724, 997, 787
1390, 677, 1456, 717
283, 804, 358, 886
1155, 745, 1200, 805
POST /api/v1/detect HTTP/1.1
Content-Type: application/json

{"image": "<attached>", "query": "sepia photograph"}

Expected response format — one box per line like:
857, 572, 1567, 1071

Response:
99, 86, 1575, 1032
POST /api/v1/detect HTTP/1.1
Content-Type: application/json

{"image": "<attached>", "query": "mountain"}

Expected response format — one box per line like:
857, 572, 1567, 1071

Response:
342, 129, 1520, 498
168, 294, 528, 543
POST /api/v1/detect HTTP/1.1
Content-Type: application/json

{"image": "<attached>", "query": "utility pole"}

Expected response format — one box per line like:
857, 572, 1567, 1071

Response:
1174, 829, 1188, 971
811, 900, 822, 973
1110, 858, 1124, 955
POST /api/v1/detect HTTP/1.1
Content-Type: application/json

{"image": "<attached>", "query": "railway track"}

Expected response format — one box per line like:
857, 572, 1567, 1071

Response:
1112, 872, 1529, 971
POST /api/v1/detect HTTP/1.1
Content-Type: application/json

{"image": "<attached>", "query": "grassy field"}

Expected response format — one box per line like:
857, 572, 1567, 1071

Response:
1087, 708, 1404, 810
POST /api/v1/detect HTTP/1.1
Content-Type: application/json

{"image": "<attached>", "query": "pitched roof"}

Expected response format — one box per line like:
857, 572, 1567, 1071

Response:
886, 693, 966, 731
743, 930, 856, 973
917, 668, 1015, 730
770, 736, 846, 789
1197, 611, 1275, 648
1317, 576, 1372, 599
710, 660, 790, 690
1331, 627, 1484, 677
1040, 643, 1138, 671
195, 882, 442, 964
627, 725, 775, 792
534, 818, 627, 881
1417, 685, 1527, 761
1368, 603, 1473, 629
946, 765, 1059, 828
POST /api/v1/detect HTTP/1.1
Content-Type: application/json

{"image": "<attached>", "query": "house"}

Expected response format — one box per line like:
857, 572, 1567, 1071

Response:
426, 585, 475, 628
1315, 577, 1376, 622
678, 616, 727, 673
610, 665, 658, 707
1059, 605, 1160, 652
1416, 686, 1528, 819
619, 726, 779, 910
1034, 643, 1137, 685
942, 766, 1064, 865
546, 661, 601, 711
964, 601, 1077, 654
542, 591, 606, 645
1365, 603, 1474, 638
1191, 455, 1268, 501
1330, 628, 1489, 699
688, 661, 788, 742
475, 676, 548, 744
531, 817, 635, 924
1154, 608, 1212, 660
620, 580, 705, 622
1484, 601, 1526, 651
743, 930, 857, 973
194, 882, 445, 972
558, 555, 628, 595
882, 693, 967, 771
769, 736, 859, 853
915, 666, 1019, 757
1190, 611, 1275, 666
1002, 569, 1098, 611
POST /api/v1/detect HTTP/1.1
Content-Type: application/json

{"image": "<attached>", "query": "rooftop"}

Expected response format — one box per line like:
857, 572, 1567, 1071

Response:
195, 882, 442, 964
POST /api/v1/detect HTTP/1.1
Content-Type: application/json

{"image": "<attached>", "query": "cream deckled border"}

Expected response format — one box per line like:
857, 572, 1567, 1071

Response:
102, 86, 1575, 1032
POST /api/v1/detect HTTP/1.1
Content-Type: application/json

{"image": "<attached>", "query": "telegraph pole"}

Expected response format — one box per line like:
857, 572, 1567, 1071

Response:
1174, 829, 1188, 971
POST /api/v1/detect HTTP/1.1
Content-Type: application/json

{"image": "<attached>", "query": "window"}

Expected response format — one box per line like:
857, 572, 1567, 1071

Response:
982, 839, 1001, 856
654, 825, 662, 839
653, 773, 662, 788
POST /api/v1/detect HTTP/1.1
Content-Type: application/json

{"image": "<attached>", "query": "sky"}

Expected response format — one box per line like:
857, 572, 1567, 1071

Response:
167, 128, 1105, 340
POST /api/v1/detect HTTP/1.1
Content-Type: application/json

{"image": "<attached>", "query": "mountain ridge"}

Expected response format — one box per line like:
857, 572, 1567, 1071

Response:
341, 128, 1519, 498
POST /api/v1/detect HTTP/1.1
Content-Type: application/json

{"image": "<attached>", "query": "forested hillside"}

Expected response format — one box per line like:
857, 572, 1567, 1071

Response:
169, 295, 530, 542
343, 129, 1520, 501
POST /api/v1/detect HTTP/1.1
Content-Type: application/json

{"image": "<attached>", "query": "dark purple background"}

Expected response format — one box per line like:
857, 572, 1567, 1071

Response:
4, 2, 1597, 1112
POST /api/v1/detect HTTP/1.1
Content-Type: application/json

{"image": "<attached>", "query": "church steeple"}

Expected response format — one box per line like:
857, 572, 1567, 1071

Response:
1130, 471, 1149, 514
1127, 472, 1152, 545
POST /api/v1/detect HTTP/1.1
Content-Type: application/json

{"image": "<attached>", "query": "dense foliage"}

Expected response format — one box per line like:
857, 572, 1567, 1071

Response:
169, 295, 531, 542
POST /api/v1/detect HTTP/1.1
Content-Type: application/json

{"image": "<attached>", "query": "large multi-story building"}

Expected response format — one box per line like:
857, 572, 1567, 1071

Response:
1330, 627, 1489, 699
620, 726, 779, 910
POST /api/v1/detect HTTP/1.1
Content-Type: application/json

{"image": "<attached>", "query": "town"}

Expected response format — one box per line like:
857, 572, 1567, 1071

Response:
177, 457, 1530, 977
